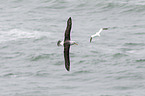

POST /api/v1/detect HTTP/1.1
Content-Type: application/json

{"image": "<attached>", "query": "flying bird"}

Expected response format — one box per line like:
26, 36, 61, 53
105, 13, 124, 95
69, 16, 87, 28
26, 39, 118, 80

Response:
90, 28, 108, 42
57, 17, 78, 71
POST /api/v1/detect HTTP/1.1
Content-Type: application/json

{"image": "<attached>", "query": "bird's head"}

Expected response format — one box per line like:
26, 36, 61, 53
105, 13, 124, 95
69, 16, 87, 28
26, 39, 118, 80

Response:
57, 40, 63, 46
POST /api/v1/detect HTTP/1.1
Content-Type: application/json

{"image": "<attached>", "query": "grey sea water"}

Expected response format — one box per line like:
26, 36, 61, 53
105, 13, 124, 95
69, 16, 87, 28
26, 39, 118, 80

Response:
0, 0, 145, 96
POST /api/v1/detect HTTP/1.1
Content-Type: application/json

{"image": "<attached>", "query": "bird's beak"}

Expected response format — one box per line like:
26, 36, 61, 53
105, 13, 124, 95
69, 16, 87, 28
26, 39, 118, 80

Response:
74, 43, 78, 45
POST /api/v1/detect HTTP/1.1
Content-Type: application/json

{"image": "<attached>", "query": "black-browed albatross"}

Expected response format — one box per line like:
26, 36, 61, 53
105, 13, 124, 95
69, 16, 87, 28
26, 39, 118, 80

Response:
90, 28, 108, 42
57, 17, 78, 71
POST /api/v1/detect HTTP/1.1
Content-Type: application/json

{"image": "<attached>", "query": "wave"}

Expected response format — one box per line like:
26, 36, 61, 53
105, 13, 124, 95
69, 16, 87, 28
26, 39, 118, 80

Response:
28, 53, 54, 61
0, 29, 50, 43
32, 0, 145, 14
136, 59, 145, 62
124, 43, 145, 46
112, 53, 128, 58
103, 2, 145, 14
85, 1, 145, 14
135, 32, 145, 35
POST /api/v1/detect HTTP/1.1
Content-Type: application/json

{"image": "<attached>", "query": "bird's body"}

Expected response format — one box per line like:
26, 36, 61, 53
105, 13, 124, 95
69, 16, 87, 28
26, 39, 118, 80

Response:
57, 17, 77, 71
57, 40, 77, 46
90, 28, 108, 42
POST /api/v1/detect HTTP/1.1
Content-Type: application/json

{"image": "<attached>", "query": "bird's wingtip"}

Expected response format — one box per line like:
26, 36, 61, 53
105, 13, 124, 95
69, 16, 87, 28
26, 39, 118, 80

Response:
90, 37, 92, 43
65, 66, 70, 71
103, 28, 108, 30
68, 17, 72, 21
67, 17, 72, 25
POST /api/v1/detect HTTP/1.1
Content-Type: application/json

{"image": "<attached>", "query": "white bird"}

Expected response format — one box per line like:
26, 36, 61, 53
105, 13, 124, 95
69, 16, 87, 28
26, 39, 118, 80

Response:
90, 28, 108, 42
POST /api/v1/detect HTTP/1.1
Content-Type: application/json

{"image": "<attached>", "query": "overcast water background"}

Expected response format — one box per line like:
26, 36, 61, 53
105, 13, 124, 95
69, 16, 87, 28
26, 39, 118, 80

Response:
0, 0, 145, 96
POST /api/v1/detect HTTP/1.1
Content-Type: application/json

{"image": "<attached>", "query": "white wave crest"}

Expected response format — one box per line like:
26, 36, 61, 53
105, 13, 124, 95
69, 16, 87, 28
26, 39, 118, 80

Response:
0, 29, 50, 43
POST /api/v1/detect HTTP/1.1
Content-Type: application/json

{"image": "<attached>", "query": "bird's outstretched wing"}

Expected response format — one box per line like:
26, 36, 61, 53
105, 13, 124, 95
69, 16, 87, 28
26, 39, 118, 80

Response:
64, 17, 72, 41
64, 44, 70, 71
63, 17, 72, 71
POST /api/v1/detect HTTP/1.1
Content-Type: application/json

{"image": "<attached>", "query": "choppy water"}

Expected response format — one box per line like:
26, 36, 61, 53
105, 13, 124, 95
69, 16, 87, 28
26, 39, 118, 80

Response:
0, 0, 145, 96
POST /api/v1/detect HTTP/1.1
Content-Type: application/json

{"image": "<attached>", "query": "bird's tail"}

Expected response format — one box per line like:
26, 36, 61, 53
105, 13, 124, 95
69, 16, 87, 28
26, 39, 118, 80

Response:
57, 40, 62, 46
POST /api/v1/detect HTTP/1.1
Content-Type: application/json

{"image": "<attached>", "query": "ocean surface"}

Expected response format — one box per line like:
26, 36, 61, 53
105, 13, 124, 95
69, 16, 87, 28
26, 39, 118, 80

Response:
0, 0, 145, 96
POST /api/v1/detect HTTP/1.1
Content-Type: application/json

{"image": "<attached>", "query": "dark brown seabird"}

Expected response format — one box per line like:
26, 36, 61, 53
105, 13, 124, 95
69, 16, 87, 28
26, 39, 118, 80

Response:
57, 17, 78, 71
